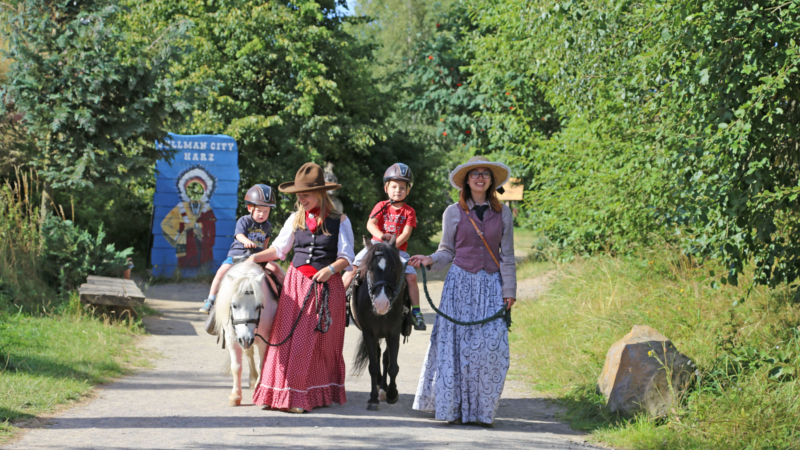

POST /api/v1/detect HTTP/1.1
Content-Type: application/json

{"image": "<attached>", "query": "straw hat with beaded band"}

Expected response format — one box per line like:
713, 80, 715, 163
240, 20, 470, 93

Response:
278, 162, 341, 194
448, 156, 511, 191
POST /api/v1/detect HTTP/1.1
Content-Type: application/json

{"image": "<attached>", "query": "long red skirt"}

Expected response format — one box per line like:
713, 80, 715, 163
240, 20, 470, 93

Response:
252, 265, 347, 410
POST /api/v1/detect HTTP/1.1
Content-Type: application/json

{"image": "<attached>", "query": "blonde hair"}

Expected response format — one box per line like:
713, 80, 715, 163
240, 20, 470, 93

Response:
291, 191, 342, 236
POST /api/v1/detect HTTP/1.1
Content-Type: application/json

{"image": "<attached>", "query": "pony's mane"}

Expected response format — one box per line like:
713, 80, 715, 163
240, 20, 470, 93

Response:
361, 240, 402, 282
214, 262, 268, 335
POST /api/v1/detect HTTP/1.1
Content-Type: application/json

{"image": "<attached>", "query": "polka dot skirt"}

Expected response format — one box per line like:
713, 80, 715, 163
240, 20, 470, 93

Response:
252, 265, 347, 411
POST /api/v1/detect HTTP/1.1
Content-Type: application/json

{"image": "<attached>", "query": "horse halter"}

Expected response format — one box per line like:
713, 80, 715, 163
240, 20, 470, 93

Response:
364, 250, 406, 313
229, 290, 263, 338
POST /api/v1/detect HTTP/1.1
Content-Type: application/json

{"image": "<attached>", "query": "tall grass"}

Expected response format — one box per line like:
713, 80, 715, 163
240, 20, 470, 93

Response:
0, 172, 148, 443
511, 250, 800, 449
0, 169, 53, 310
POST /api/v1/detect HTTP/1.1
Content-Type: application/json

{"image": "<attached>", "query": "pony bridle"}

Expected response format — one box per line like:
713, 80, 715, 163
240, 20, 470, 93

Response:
365, 251, 406, 313
229, 290, 262, 337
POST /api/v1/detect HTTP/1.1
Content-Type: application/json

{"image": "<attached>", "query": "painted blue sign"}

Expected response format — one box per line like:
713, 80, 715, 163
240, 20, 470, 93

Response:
151, 133, 239, 278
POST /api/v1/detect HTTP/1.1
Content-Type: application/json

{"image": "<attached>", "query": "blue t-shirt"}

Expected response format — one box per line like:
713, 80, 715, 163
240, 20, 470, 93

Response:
227, 215, 272, 257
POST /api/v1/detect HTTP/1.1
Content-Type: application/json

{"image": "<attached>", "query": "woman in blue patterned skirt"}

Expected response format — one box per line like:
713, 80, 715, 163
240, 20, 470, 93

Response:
408, 156, 516, 426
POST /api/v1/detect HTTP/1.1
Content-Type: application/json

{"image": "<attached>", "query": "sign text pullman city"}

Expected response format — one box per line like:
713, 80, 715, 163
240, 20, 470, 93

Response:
156, 139, 235, 163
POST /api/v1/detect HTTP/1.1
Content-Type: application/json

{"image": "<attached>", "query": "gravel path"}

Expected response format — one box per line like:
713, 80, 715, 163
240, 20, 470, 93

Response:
4, 276, 602, 450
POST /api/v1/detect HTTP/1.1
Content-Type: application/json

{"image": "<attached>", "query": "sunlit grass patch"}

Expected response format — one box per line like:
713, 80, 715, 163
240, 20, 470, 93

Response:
510, 250, 800, 449
0, 302, 147, 443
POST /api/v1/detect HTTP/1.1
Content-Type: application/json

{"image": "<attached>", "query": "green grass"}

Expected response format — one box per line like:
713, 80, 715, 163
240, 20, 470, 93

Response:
510, 227, 541, 260
510, 250, 800, 449
0, 298, 147, 443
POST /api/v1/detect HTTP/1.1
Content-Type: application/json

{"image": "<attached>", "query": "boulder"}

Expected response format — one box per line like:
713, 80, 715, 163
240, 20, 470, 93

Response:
597, 325, 695, 417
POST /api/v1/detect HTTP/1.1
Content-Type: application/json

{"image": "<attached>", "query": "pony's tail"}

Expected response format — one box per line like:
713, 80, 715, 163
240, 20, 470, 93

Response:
350, 335, 372, 377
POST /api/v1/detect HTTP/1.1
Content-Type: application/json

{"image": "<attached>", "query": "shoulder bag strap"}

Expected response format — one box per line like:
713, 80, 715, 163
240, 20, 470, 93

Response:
461, 204, 501, 268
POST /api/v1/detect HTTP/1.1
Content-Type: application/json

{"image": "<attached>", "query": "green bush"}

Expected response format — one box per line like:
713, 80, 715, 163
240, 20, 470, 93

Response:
39, 216, 132, 292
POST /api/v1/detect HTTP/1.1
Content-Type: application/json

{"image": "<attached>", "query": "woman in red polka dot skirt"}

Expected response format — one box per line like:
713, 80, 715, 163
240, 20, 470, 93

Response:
248, 163, 356, 413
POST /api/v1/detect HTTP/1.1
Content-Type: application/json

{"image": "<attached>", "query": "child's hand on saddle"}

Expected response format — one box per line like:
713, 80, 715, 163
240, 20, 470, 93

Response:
243, 239, 257, 248
408, 255, 433, 268
380, 233, 394, 242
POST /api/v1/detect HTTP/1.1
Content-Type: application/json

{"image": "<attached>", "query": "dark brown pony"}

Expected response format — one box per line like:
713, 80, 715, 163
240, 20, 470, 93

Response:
350, 236, 408, 411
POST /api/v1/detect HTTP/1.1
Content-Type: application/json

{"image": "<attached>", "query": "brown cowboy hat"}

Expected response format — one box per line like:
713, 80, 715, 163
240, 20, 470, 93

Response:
449, 155, 511, 190
278, 162, 341, 194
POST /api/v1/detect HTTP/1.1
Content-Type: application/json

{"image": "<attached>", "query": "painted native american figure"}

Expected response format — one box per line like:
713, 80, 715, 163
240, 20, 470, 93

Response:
160, 166, 217, 268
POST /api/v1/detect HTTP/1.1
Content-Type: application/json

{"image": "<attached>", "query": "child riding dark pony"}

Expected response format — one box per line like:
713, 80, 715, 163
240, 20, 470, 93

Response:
349, 236, 410, 411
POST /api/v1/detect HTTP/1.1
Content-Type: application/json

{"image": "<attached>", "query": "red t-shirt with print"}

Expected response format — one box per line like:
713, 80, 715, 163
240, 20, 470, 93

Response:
370, 200, 417, 251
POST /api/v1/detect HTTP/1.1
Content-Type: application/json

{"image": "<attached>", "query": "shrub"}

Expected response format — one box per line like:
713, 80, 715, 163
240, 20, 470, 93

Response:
39, 216, 133, 292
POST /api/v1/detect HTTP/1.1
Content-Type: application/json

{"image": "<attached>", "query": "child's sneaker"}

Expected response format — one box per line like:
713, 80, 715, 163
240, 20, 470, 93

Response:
199, 297, 215, 314
411, 309, 426, 330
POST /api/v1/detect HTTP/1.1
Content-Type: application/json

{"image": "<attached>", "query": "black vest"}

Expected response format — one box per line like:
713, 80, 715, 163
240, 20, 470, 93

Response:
291, 216, 341, 270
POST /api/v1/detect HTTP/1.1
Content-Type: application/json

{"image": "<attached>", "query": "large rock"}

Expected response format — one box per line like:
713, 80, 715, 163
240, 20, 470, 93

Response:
597, 325, 695, 417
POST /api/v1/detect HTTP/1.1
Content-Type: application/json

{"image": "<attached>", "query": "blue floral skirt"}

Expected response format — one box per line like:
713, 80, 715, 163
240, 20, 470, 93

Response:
412, 264, 510, 423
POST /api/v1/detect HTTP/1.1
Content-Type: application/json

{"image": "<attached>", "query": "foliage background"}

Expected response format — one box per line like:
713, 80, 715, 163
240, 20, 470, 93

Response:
0, 0, 800, 447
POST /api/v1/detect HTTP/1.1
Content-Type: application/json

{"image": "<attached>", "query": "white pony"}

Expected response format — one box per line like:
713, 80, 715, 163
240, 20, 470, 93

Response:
214, 261, 280, 406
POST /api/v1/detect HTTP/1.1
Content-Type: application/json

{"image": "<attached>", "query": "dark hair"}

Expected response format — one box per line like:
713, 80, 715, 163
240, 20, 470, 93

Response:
458, 171, 502, 212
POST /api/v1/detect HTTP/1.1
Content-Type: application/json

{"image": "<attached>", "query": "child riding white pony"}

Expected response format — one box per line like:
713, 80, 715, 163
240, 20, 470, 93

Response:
213, 261, 279, 406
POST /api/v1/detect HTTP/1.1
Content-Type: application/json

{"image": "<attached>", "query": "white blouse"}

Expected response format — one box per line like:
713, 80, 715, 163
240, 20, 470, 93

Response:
270, 213, 355, 270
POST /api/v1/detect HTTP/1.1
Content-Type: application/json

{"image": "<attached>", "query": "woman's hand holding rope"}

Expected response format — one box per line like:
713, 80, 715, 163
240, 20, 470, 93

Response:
312, 257, 349, 283
408, 254, 433, 269
410, 255, 514, 312
312, 268, 333, 283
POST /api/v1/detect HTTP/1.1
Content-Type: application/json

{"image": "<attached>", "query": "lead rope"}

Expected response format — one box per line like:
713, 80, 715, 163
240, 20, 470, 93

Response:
421, 265, 511, 329
255, 280, 330, 347
315, 282, 331, 333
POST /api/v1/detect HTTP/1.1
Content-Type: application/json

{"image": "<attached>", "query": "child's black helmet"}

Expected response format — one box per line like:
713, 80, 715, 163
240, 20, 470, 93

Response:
383, 163, 413, 190
245, 184, 276, 207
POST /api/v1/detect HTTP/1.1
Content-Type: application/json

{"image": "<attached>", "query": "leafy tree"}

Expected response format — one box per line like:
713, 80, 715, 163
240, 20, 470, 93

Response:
135, 0, 445, 243
350, 0, 456, 82
0, 0, 190, 217
403, 6, 560, 191
651, 1, 800, 290
449, 0, 800, 291
462, 0, 674, 252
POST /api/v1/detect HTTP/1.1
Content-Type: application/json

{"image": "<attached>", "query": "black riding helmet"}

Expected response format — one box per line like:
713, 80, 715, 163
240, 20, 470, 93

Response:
244, 184, 276, 208
371, 164, 413, 219
383, 163, 413, 190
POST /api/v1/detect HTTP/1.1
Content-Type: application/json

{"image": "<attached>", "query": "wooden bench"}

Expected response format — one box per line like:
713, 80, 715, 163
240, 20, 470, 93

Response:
79, 276, 145, 317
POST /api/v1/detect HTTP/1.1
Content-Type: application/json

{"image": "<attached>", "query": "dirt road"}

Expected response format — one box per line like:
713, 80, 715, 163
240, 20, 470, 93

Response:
4, 276, 601, 450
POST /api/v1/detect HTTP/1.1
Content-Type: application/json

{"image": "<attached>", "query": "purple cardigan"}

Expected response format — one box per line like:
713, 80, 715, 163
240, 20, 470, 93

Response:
453, 205, 503, 274
428, 201, 517, 299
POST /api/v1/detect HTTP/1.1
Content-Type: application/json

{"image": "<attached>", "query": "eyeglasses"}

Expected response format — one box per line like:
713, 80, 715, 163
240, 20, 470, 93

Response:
469, 170, 492, 179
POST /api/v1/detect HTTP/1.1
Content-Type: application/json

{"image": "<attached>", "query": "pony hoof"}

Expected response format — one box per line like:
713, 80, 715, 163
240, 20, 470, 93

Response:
386, 393, 399, 405
379, 389, 387, 402
367, 403, 380, 411
229, 397, 242, 407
